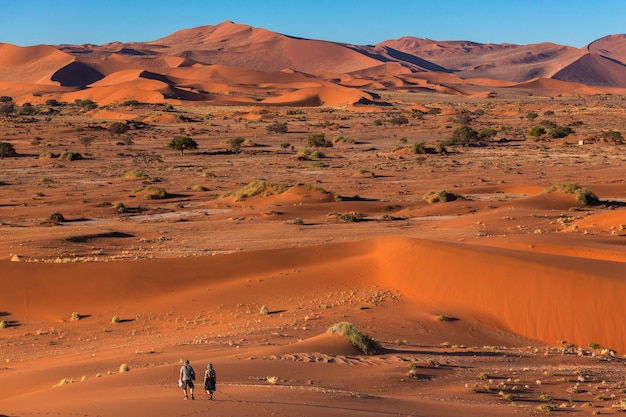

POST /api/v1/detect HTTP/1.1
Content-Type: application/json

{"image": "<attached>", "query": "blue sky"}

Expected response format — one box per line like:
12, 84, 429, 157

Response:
2, 0, 625, 47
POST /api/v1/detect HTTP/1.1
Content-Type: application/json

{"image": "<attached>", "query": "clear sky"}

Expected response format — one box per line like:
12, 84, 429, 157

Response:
2, 0, 625, 48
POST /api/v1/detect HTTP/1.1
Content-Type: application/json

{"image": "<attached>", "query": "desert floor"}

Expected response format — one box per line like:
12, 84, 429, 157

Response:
1, 91, 626, 416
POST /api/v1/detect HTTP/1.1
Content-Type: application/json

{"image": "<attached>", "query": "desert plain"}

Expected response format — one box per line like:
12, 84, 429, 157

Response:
1, 22, 626, 417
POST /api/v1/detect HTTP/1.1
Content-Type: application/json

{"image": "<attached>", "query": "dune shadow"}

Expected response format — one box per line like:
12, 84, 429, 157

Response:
66, 231, 134, 243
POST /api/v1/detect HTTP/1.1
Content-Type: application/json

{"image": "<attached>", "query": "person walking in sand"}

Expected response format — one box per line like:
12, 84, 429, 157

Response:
204, 363, 217, 400
179, 359, 196, 400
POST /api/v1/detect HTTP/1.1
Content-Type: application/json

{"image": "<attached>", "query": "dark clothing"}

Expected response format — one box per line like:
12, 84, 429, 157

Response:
204, 369, 216, 392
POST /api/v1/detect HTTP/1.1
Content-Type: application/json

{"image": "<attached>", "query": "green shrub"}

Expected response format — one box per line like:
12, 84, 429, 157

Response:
548, 125, 574, 139
445, 125, 479, 146
529, 126, 546, 138
543, 183, 599, 206
327, 322, 381, 354
136, 185, 168, 199
58, 151, 83, 161
222, 180, 290, 200
601, 129, 623, 145
306, 133, 333, 148
123, 169, 147, 179
478, 128, 497, 139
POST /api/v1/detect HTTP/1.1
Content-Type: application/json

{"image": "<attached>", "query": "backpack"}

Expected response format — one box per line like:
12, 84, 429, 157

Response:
186, 365, 196, 381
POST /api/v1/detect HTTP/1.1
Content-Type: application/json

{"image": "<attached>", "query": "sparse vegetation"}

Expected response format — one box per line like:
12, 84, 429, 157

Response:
445, 125, 479, 146
423, 190, 459, 203
135, 185, 168, 199
327, 321, 381, 355
124, 169, 148, 179
119, 363, 129, 372
266, 121, 288, 134
260, 305, 269, 315
48, 211, 65, 224
306, 133, 333, 148
544, 183, 599, 206
70, 312, 81, 321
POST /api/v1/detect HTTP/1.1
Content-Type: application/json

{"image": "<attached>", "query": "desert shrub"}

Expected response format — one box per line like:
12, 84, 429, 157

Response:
260, 305, 269, 315
112, 201, 126, 213
525, 111, 539, 121
601, 129, 623, 145
222, 180, 290, 200
478, 127, 497, 139
48, 211, 65, 224
112, 315, 120, 324
202, 171, 216, 178
120, 99, 140, 106
74, 99, 97, 110
266, 376, 279, 385
528, 126, 546, 138
222, 137, 245, 153
306, 133, 333, 148
548, 125, 574, 139
389, 114, 409, 125
123, 169, 147, 179
539, 120, 557, 128
0, 103, 15, 116
58, 151, 83, 161
0, 96, 12, 103
266, 121, 288, 134
0, 320, 7, 329
333, 135, 354, 144
0, 142, 17, 158
310, 149, 326, 159
19, 103, 37, 115
108, 121, 129, 136
544, 183, 599, 206
308, 161, 327, 168
409, 142, 426, 154
327, 321, 381, 354
192, 184, 208, 192
70, 312, 81, 321
427, 107, 441, 115
423, 190, 459, 203
136, 186, 168, 199
445, 125, 479, 146
168, 136, 198, 155
119, 363, 129, 372
543, 110, 555, 116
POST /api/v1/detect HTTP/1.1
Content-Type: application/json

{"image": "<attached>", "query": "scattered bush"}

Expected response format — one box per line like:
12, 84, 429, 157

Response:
528, 126, 546, 138
478, 127, 497, 139
445, 125, 479, 146
0, 142, 17, 158
389, 114, 409, 125
548, 125, 574, 139
266, 121, 288, 134
192, 184, 208, 192
525, 111, 539, 121
0, 320, 7, 329
260, 305, 269, 315
112, 315, 120, 324
223, 137, 245, 153
48, 211, 65, 224
327, 321, 381, 355
222, 180, 290, 201
306, 133, 333, 148
70, 312, 81, 321
108, 121, 129, 136
124, 169, 148, 179
58, 151, 83, 161
601, 129, 623, 145
423, 190, 459, 203
266, 376, 279, 385
119, 363, 129, 372
74, 99, 97, 111
139, 186, 167, 199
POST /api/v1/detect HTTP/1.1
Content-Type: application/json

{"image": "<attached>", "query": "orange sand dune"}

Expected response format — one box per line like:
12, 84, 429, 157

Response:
262, 85, 371, 106
507, 77, 603, 95
0, 43, 74, 85
2, 236, 625, 352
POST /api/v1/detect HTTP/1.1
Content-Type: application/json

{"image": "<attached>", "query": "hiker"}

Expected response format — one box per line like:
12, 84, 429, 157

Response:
179, 359, 196, 400
204, 363, 217, 400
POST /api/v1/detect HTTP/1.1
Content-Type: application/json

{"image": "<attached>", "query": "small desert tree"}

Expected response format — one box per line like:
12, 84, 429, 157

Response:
78, 135, 94, 153
168, 136, 198, 155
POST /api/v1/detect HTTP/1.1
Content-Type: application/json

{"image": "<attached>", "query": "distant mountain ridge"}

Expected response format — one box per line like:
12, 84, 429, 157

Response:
1, 20, 625, 106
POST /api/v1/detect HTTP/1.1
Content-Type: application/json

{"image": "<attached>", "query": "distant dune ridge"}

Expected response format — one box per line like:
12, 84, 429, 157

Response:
1, 20, 625, 105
